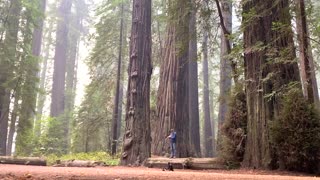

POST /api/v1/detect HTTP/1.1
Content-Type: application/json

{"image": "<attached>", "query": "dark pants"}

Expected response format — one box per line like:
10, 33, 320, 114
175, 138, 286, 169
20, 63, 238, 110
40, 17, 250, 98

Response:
170, 142, 176, 158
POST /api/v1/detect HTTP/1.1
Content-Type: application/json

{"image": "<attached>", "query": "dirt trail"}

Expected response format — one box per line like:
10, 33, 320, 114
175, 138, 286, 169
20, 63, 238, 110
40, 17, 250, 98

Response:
0, 164, 319, 180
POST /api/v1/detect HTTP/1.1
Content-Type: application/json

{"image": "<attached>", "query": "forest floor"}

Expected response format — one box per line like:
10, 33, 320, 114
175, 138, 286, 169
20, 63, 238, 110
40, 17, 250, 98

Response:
0, 164, 319, 180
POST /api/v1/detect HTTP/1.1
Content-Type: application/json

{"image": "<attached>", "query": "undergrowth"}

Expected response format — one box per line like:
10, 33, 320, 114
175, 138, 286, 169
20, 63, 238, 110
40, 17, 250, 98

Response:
46, 152, 120, 166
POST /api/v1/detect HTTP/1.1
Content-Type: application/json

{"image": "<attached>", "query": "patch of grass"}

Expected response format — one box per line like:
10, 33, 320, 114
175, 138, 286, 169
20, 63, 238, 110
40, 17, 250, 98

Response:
46, 152, 120, 166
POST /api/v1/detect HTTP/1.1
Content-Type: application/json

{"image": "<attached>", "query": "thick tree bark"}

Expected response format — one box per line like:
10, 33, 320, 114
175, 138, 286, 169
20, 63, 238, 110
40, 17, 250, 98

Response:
111, 2, 125, 155
242, 0, 301, 169
152, 1, 193, 158
295, 0, 319, 106
202, 31, 214, 157
217, 0, 232, 133
188, 1, 201, 157
0, 0, 21, 156
120, 0, 152, 165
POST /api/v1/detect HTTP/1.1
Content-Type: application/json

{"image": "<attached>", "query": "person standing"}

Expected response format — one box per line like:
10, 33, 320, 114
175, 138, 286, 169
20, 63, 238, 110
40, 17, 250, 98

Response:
167, 129, 176, 158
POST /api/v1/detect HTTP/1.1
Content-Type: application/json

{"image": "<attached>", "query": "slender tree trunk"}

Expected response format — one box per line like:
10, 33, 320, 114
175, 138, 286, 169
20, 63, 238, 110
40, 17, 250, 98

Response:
242, 0, 301, 169
152, 0, 193, 158
35, 19, 54, 137
202, 31, 214, 157
295, 0, 319, 106
120, 0, 152, 165
16, 8, 40, 156
0, 0, 21, 156
188, 1, 201, 157
6, 90, 20, 155
111, 2, 125, 155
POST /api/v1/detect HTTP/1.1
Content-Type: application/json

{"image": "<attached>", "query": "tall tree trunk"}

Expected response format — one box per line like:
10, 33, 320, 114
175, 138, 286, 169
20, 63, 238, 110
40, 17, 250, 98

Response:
35, 22, 54, 137
111, 2, 125, 155
202, 31, 214, 157
242, 0, 301, 169
16, 7, 40, 155
6, 89, 20, 155
152, 0, 193, 158
0, 0, 21, 156
120, 0, 152, 165
49, 0, 72, 154
50, 0, 72, 117
188, 1, 201, 157
65, 0, 84, 152
30, 0, 46, 150
218, 0, 232, 133
295, 0, 319, 106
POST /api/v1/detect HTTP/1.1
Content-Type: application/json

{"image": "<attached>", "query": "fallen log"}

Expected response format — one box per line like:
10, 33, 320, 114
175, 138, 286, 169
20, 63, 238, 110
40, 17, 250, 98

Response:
145, 157, 225, 170
0, 156, 46, 166
53, 160, 106, 167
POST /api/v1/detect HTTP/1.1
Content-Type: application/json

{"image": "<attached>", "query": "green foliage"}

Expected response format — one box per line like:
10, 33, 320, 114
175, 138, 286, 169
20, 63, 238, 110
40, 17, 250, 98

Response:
46, 152, 120, 166
270, 88, 320, 173
219, 84, 247, 169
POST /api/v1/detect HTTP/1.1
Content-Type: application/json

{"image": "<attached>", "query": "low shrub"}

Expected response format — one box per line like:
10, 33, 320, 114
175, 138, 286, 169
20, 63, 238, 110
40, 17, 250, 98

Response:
270, 88, 320, 173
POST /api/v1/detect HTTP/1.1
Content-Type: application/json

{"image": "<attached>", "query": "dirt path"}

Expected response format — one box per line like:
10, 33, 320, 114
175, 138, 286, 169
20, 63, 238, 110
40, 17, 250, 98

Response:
0, 165, 319, 180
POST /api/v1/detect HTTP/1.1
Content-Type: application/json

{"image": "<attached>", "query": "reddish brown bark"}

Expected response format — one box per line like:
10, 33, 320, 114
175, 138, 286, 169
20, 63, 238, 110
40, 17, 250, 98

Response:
152, 1, 193, 158
242, 0, 301, 168
120, 0, 152, 165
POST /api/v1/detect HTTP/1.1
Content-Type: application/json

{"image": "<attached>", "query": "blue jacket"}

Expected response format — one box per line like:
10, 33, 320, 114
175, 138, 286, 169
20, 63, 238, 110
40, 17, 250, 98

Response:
169, 132, 176, 143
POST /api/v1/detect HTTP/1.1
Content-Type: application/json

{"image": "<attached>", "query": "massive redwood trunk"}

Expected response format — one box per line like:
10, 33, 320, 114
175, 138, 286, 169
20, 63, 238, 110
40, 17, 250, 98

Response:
295, 0, 319, 106
188, 1, 201, 157
242, 0, 301, 169
152, 1, 193, 158
120, 0, 152, 165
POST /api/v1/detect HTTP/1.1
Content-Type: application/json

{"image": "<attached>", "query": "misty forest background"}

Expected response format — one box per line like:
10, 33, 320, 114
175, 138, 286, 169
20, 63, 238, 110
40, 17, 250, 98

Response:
1, 0, 320, 173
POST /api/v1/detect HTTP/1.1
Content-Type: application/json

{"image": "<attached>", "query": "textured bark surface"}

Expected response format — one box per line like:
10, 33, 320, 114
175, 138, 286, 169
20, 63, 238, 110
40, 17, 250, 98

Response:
120, 0, 152, 165
0, 0, 21, 156
188, 2, 201, 157
218, 0, 232, 131
152, 1, 193, 158
202, 31, 214, 157
242, 0, 301, 169
295, 0, 319, 106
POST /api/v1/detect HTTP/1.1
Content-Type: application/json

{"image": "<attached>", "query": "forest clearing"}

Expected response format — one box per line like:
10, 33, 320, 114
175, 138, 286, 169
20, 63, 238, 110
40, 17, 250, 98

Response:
1, 0, 320, 179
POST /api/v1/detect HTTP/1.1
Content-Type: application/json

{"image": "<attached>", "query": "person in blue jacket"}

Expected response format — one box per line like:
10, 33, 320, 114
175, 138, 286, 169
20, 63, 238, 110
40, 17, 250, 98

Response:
166, 129, 176, 158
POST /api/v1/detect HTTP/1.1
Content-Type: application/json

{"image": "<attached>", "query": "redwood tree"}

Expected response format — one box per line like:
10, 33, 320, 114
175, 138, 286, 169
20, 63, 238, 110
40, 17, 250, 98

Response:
188, 1, 201, 157
242, 0, 301, 168
295, 0, 319, 106
120, 0, 152, 165
152, 0, 193, 158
